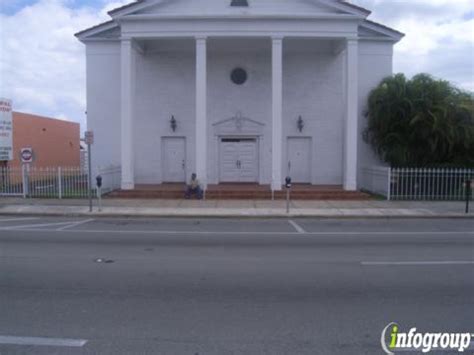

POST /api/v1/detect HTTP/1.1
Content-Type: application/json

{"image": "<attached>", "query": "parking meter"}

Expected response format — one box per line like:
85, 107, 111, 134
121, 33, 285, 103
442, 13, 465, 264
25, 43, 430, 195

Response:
285, 176, 292, 213
96, 175, 102, 188
96, 175, 103, 212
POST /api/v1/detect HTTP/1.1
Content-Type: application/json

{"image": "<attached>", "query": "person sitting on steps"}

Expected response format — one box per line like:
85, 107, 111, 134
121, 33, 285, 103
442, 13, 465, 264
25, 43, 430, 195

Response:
185, 173, 203, 199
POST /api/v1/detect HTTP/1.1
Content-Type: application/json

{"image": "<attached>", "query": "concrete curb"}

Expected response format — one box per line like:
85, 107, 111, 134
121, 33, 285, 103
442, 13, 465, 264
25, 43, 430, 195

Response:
0, 206, 472, 219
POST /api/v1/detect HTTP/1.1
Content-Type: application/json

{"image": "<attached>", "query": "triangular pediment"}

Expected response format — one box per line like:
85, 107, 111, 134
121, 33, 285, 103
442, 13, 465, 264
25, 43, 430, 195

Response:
359, 26, 382, 38
75, 20, 120, 41
109, 0, 370, 18
359, 20, 404, 42
98, 27, 121, 39
213, 113, 265, 136
77, 0, 403, 43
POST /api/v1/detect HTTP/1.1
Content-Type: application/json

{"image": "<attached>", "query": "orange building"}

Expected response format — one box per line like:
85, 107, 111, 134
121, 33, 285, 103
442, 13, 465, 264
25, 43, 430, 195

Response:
7, 112, 80, 168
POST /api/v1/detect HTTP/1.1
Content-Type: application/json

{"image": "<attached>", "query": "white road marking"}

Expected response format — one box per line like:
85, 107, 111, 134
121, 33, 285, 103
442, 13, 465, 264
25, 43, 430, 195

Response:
1, 228, 473, 236
0, 221, 81, 230
0, 217, 40, 223
56, 219, 95, 231
0, 335, 87, 347
361, 261, 474, 266
4, 228, 300, 236
288, 220, 306, 234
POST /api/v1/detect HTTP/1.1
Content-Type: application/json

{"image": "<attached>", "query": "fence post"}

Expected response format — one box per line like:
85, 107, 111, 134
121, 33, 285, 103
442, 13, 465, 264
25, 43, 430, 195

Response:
58, 167, 62, 199
466, 180, 471, 214
21, 164, 27, 198
87, 143, 92, 212
387, 167, 391, 201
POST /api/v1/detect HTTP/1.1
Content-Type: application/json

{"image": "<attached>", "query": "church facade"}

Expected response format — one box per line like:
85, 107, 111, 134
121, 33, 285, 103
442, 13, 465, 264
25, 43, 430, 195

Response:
76, 0, 403, 192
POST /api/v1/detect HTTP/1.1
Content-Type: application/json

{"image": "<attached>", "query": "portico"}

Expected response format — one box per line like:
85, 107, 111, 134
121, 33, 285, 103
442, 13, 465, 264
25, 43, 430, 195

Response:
76, 0, 403, 195
119, 35, 359, 190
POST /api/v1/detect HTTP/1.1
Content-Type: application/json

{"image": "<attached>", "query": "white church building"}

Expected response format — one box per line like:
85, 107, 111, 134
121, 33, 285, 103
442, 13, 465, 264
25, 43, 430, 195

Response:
76, 0, 403, 193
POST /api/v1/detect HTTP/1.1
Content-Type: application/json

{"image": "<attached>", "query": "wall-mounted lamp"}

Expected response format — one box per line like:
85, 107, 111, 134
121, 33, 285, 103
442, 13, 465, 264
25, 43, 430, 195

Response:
170, 115, 177, 132
297, 115, 304, 132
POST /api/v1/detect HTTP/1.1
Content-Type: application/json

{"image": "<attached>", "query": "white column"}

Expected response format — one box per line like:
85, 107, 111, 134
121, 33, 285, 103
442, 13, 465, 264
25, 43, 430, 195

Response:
271, 37, 283, 191
343, 38, 359, 191
195, 36, 208, 189
120, 38, 135, 190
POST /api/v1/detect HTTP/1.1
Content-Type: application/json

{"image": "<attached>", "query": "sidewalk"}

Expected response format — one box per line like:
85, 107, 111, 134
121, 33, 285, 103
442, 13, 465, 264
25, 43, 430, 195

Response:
0, 197, 472, 218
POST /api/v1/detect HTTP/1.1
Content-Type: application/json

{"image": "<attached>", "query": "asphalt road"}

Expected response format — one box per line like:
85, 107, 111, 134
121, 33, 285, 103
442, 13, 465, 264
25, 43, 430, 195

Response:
0, 216, 473, 355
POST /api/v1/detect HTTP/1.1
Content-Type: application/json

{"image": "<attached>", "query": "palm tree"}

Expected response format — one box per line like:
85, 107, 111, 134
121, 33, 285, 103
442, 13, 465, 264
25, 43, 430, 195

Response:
364, 73, 474, 167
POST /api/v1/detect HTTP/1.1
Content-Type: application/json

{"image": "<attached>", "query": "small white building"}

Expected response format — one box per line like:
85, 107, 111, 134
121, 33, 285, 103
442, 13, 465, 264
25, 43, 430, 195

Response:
76, 0, 403, 192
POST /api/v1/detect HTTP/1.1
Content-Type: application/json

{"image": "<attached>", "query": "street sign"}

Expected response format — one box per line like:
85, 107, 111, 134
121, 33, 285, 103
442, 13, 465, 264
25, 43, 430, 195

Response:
0, 98, 13, 161
84, 131, 94, 145
20, 147, 33, 163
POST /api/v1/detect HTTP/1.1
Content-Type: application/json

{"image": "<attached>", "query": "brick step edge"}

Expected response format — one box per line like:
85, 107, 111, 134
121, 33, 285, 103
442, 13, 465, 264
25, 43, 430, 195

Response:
107, 191, 372, 200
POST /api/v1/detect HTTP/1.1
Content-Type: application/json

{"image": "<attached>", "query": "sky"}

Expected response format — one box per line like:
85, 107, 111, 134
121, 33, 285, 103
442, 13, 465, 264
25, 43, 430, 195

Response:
0, 0, 473, 132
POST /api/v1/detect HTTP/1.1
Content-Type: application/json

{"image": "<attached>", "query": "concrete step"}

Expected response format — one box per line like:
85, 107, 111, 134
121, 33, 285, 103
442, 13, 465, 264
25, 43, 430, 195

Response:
108, 188, 371, 200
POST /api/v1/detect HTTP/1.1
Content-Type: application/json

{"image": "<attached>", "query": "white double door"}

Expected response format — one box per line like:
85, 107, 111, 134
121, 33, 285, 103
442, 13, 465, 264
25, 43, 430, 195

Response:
220, 138, 258, 183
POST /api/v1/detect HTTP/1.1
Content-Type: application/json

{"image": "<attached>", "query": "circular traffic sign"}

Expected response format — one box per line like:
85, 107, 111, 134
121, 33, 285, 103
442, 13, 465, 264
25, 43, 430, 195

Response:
21, 148, 33, 163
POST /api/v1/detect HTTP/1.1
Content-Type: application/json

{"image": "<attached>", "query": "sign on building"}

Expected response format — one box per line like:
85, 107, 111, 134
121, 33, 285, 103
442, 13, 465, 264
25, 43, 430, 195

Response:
0, 98, 13, 161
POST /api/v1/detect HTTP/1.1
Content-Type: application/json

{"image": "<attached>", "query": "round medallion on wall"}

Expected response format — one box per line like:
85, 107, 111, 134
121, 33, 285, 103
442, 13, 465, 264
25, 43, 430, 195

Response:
230, 67, 248, 85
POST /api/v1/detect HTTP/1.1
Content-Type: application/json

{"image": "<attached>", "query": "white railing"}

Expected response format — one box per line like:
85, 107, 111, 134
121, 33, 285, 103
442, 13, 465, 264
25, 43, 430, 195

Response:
0, 166, 24, 197
361, 166, 391, 199
0, 165, 121, 199
390, 168, 473, 201
97, 165, 121, 195
362, 166, 474, 201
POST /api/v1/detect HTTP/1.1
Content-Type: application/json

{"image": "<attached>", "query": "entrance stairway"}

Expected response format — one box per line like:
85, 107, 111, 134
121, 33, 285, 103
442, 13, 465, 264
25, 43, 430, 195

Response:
108, 183, 371, 200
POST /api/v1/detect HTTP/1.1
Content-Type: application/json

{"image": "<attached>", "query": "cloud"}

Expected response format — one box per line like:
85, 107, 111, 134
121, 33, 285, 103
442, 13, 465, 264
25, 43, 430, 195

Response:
352, 0, 474, 91
0, 0, 129, 131
0, 0, 472, 134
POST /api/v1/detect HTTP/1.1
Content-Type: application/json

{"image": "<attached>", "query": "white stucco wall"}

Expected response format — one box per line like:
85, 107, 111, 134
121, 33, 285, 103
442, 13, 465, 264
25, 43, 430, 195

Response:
85, 42, 121, 176
283, 40, 344, 185
134, 45, 196, 184
207, 40, 272, 184
80, 0, 402, 191
85, 38, 394, 188
357, 40, 394, 187
125, 38, 347, 186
